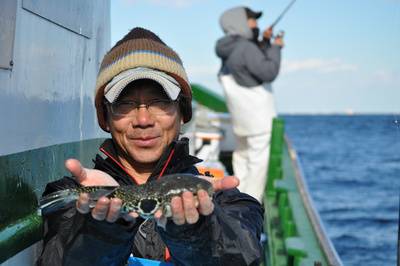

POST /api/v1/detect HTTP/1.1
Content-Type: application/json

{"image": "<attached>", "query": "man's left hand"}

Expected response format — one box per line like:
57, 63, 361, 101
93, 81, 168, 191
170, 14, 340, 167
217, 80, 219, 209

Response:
154, 175, 239, 225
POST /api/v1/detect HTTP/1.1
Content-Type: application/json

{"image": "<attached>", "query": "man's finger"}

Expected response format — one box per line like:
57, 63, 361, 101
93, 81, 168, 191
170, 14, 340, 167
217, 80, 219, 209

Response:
197, 189, 214, 216
76, 193, 90, 214
91, 197, 110, 221
122, 212, 139, 222
182, 192, 199, 224
154, 209, 163, 220
65, 159, 87, 183
171, 196, 185, 225
106, 198, 122, 223
200, 175, 240, 191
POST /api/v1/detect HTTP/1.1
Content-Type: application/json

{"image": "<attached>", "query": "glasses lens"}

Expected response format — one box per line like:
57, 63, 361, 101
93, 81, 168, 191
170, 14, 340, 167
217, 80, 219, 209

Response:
148, 100, 176, 115
110, 100, 176, 116
111, 102, 138, 116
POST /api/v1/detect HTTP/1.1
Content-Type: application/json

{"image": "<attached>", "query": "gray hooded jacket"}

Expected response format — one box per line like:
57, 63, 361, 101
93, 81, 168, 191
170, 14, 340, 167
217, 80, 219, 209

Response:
216, 6, 281, 88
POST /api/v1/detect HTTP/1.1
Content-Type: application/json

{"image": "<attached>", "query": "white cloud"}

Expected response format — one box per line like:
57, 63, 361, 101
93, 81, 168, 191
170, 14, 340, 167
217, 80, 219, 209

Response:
282, 58, 358, 74
121, 0, 199, 8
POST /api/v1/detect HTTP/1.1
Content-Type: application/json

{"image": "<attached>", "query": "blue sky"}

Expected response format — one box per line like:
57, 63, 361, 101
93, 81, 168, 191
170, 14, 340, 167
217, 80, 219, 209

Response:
111, 0, 400, 114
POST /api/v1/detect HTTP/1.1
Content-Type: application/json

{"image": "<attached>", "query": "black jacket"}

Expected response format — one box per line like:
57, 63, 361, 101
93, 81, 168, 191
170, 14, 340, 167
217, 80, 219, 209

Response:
37, 138, 264, 266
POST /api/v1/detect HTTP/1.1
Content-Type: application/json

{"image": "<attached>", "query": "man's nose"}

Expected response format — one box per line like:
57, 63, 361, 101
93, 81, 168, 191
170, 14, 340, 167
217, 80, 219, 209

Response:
134, 106, 155, 127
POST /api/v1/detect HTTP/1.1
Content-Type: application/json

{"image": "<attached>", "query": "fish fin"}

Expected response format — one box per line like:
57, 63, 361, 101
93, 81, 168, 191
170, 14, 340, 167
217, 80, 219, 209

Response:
163, 204, 172, 218
39, 189, 79, 215
156, 216, 168, 231
85, 187, 118, 208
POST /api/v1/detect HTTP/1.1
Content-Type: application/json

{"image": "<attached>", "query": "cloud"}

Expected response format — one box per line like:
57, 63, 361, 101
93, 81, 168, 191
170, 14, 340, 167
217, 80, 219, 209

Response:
121, 0, 199, 8
282, 58, 358, 74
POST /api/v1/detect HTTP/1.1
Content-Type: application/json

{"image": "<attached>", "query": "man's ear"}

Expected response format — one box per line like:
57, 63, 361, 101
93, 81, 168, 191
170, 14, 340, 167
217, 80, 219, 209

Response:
103, 103, 111, 132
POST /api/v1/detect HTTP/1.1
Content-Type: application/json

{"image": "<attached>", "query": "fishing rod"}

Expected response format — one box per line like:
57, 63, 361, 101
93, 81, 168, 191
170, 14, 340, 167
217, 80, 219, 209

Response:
268, 0, 297, 38
270, 0, 297, 28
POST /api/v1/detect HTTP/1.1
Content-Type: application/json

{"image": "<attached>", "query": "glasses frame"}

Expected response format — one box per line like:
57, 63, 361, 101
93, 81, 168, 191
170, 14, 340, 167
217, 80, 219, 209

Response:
105, 98, 179, 117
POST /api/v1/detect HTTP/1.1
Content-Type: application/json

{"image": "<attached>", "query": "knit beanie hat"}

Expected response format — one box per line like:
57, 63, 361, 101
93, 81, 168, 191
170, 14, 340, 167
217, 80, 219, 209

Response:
94, 27, 192, 132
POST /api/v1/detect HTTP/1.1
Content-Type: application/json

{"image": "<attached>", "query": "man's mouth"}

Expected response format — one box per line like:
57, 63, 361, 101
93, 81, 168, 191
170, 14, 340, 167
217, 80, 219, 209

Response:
129, 136, 160, 147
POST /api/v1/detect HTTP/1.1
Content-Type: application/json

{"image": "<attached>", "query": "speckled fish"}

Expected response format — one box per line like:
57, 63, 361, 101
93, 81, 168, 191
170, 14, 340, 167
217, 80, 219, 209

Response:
39, 173, 214, 219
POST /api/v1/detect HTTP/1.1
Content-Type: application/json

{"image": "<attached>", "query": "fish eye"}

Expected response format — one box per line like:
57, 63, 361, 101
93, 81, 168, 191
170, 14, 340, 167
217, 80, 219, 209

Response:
139, 198, 158, 214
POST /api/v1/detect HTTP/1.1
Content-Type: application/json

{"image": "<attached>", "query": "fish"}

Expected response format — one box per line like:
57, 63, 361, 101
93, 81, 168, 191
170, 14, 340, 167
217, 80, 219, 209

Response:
39, 173, 214, 219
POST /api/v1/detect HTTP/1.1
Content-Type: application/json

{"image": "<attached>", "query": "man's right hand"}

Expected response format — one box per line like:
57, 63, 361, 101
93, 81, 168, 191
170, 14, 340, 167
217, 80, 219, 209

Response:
273, 36, 284, 47
263, 27, 273, 40
65, 158, 138, 222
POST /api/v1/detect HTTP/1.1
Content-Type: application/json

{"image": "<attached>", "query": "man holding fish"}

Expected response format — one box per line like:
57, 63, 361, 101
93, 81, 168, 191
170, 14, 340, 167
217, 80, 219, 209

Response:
37, 27, 263, 266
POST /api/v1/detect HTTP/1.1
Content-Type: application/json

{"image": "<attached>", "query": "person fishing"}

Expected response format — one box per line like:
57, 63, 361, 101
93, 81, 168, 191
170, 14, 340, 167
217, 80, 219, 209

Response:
215, 6, 284, 202
36, 27, 263, 266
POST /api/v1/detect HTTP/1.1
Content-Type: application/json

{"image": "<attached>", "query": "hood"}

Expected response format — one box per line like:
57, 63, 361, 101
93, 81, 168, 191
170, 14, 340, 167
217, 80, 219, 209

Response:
219, 6, 252, 40
215, 35, 241, 60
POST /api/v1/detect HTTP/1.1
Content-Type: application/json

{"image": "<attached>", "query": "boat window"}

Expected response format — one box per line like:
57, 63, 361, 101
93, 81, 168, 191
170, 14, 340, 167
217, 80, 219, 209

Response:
22, 0, 93, 38
0, 0, 17, 70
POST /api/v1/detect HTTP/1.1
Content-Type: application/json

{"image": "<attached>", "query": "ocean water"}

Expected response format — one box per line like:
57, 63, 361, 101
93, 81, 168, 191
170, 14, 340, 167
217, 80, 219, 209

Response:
283, 115, 400, 266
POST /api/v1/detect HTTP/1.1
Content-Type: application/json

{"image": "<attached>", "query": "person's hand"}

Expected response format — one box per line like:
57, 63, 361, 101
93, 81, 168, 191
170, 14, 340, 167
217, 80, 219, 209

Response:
263, 27, 273, 40
273, 31, 285, 47
273, 36, 284, 47
154, 175, 240, 225
65, 158, 138, 222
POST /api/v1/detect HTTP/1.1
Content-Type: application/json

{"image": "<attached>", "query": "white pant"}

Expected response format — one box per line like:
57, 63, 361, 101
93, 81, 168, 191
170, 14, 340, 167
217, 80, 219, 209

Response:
219, 75, 276, 136
233, 133, 271, 202
219, 75, 276, 202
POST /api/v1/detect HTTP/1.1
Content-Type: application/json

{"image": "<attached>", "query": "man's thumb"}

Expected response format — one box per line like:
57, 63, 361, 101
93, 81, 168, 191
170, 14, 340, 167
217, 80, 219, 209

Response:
65, 158, 87, 183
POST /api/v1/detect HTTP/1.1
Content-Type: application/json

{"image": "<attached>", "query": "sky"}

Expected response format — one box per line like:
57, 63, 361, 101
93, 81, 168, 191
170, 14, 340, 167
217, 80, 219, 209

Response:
111, 0, 400, 114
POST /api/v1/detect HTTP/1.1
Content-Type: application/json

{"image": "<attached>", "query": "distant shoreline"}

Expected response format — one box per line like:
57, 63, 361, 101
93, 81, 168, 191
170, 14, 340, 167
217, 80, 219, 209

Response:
280, 113, 400, 116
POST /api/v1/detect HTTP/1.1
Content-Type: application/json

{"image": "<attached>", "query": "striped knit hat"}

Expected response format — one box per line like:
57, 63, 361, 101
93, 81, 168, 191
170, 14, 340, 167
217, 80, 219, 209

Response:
95, 27, 192, 132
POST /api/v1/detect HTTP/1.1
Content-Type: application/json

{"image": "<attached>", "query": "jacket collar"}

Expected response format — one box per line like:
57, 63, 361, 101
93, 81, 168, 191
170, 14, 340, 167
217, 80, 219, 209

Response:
96, 138, 201, 185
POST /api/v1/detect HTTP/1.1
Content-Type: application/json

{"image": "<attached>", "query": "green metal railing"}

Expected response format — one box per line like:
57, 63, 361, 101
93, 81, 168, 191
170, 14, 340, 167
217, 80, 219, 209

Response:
0, 138, 105, 263
264, 119, 329, 266
191, 83, 228, 113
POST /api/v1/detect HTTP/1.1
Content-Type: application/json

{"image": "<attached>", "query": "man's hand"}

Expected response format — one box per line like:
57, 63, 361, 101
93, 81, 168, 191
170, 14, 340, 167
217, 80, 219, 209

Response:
273, 36, 284, 47
273, 31, 285, 47
154, 175, 240, 225
263, 27, 273, 40
65, 158, 138, 222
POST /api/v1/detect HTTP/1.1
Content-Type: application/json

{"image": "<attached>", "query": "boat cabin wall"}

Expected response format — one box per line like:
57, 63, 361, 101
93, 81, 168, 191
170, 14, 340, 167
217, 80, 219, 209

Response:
0, 0, 110, 264
0, 0, 111, 156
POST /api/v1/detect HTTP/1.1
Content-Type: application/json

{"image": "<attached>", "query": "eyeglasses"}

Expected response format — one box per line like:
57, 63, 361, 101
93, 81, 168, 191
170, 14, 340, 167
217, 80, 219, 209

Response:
108, 99, 178, 117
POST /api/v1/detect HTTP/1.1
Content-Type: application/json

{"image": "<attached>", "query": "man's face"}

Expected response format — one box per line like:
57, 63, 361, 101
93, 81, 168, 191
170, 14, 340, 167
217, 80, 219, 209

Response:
247, 18, 258, 29
106, 80, 182, 167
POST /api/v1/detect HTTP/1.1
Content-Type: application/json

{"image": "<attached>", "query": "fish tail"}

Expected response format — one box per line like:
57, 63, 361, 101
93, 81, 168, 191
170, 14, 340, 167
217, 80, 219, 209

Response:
39, 189, 79, 215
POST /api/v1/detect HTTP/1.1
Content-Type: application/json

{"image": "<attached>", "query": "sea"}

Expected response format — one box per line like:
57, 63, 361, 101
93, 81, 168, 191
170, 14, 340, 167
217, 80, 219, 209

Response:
283, 115, 400, 266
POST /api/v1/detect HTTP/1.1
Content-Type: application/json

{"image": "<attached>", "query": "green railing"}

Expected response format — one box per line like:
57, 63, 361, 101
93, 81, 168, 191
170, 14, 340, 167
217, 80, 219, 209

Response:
264, 119, 328, 266
191, 83, 228, 113
0, 138, 105, 263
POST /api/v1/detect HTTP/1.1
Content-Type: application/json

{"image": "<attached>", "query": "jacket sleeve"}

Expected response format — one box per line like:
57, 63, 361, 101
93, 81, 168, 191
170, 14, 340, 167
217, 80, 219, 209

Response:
244, 41, 282, 83
157, 188, 264, 266
36, 178, 136, 266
